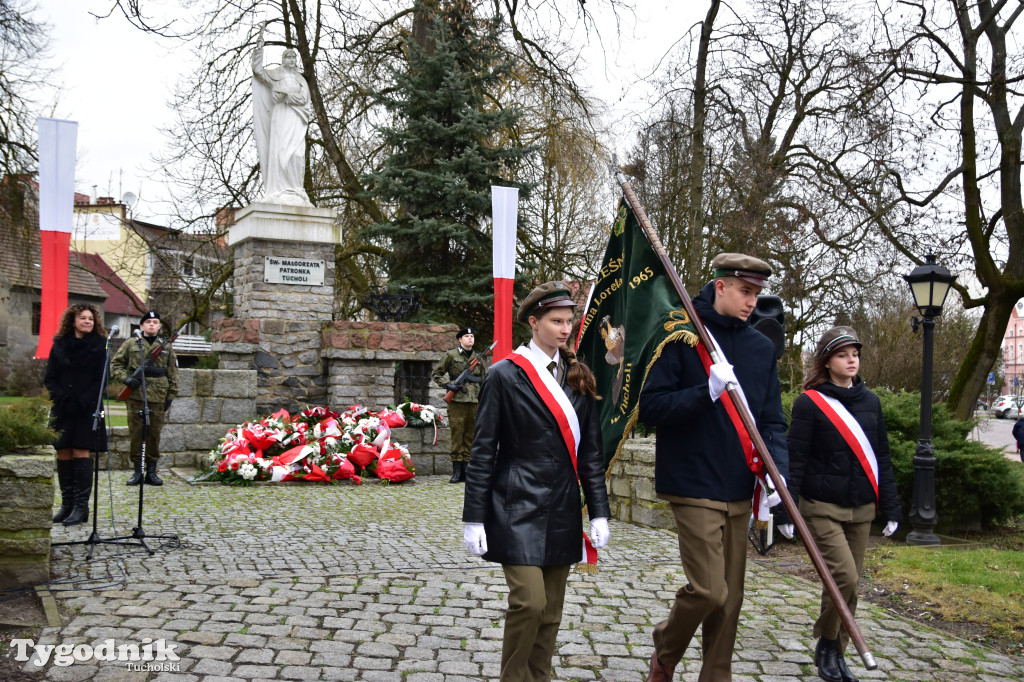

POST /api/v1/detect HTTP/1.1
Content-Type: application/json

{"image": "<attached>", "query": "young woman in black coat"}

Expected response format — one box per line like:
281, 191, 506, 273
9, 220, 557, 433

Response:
462, 281, 611, 682
777, 326, 901, 682
44, 304, 109, 526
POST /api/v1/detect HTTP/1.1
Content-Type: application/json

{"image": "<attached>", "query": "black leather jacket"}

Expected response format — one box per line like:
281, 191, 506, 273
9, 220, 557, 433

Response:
462, 352, 611, 566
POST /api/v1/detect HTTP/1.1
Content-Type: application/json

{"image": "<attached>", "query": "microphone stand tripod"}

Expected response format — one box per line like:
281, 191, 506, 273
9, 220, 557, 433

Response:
106, 334, 180, 555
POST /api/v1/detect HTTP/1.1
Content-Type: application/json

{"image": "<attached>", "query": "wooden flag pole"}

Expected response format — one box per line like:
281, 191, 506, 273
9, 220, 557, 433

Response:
615, 172, 877, 670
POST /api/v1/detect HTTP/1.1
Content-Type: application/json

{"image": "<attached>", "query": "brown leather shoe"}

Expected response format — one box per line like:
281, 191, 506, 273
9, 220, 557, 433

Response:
647, 651, 674, 682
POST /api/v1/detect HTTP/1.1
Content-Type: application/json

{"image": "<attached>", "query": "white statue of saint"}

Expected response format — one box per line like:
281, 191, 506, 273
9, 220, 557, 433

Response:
252, 22, 313, 206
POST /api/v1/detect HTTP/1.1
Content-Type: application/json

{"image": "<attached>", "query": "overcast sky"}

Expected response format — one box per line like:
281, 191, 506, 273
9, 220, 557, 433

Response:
39, 1, 707, 224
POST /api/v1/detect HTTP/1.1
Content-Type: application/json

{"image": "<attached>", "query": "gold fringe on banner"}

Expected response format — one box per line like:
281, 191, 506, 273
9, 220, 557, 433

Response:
573, 562, 598, 575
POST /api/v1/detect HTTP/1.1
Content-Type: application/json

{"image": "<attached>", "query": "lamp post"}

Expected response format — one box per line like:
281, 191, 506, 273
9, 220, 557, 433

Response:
903, 253, 957, 546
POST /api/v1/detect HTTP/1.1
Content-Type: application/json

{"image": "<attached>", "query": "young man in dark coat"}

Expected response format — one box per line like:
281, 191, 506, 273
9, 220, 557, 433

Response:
639, 253, 789, 682
463, 281, 611, 682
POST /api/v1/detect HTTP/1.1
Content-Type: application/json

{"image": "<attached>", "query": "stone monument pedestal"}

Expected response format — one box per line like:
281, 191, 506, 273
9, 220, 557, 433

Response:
215, 202, 339, 414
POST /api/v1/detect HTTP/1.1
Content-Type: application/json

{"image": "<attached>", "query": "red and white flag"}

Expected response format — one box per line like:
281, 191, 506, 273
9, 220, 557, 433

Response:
491, 186, 518, 362
35, 118, 78, 359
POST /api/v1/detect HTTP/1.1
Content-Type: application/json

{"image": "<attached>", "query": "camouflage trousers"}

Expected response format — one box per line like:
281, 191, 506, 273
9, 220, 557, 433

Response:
447, 401, 477, 463
126, 400, 166, 464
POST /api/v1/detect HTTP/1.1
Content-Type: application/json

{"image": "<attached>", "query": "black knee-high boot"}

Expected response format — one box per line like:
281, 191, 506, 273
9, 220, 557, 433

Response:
62, 458, 93, 526
52, 460, 75, 523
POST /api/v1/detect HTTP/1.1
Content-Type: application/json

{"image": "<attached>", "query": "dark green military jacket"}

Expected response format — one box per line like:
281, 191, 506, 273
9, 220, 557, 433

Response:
432, 347, 486, 403
111, 335, 179, 404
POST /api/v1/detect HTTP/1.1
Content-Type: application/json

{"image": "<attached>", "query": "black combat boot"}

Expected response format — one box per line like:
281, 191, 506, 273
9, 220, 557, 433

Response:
52, 459, 74, 523
62, 458, 93, 526
145, 460, 163, 486
816, 638, 843, 682
457, 461, 467, 482
449, 461, 463, 484
126, 459, 144, 486
836, 649, 860, 682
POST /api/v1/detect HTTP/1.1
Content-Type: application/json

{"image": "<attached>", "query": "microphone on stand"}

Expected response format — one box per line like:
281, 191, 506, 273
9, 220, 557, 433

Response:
134, 329, 143, 338
109, 325, 120, 338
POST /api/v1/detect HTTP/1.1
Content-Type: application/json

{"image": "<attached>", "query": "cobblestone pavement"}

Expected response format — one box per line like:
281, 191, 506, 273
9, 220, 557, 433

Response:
27, 471, 1024, 681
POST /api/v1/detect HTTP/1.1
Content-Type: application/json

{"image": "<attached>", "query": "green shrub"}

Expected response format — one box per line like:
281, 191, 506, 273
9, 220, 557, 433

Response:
877, 389, 1024, 529
0, 397, 56, 452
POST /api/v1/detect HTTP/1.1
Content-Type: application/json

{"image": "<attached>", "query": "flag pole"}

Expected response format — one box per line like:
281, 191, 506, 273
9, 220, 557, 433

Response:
614, 172, 877, 670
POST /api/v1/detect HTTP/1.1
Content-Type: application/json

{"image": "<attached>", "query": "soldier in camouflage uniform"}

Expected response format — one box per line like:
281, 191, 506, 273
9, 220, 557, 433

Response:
111, 311, 179, 486
432, 327, 486, 483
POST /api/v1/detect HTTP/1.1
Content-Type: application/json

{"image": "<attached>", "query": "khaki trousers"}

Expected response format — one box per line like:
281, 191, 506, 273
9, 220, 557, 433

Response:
801, 498, 874, 651
447, 401, 477, 462
500, 564, 571, 682
126, 400, 165, 464
653, 500, 750, 682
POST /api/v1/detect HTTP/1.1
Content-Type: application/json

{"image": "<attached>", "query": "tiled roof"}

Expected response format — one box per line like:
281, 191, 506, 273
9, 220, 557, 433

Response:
73, 251, 145, 315
0, 177, 108, 300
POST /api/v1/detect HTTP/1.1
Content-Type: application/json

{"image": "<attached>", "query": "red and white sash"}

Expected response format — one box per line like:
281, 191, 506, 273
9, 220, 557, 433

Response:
805, 390, 879, 501
507, 346, 598, 567
694, 332, 775, 525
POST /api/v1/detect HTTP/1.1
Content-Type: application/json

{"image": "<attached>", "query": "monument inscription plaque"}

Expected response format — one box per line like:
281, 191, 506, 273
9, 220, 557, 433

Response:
264, 256, 325, 285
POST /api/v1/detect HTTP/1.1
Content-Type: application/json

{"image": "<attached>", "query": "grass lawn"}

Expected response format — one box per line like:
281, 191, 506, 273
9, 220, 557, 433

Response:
1, 395, 128, 427
867, 536, 1024, 643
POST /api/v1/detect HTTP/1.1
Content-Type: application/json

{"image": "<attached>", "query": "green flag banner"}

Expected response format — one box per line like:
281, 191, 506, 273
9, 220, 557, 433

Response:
576, 198, 699, 469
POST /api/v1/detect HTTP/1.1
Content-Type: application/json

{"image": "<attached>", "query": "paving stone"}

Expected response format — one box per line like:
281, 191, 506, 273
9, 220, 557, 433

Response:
34, 475, 1024, 682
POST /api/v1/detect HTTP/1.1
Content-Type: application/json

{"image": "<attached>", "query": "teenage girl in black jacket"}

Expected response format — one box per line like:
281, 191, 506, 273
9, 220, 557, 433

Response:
777, 326, 901, 682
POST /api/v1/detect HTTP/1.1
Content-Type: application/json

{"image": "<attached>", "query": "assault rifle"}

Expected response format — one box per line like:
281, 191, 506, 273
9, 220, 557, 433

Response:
443, 341, 497, 404
116, 324, 188, 401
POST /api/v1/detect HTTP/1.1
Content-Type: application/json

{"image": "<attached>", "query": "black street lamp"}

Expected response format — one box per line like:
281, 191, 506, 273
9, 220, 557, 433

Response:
903, 253, 957, 546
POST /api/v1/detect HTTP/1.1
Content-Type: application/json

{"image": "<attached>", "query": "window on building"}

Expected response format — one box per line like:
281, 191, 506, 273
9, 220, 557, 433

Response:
394, 360, 432, 405
31, 302, 41, 336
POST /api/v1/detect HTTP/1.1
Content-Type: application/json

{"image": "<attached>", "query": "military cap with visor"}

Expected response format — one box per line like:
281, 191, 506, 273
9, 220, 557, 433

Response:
711, 252, 772, 288
815, 325, 862, 359
517, 281, 576, 323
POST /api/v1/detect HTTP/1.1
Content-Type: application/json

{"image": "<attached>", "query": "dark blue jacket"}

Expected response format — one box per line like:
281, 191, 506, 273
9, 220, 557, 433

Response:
638, 282, 789, 502
1013, 417, 1024, 449
778, 379, 902, 525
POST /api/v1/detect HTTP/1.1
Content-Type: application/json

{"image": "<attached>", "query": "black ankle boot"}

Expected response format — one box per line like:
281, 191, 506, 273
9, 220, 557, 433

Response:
816, 638, 843, 682
457, 461, 467, 482
126, 459, 143, 486
144, 461, 163, 486
52, 460, 75, 523
836, 650, 859, 682
62, 458, 93, 526
449, 461, 462, 483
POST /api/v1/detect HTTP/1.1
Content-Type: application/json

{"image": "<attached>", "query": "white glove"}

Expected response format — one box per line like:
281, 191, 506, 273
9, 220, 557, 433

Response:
882, 520, 898, 537
765, 474, 784, 508
777, 524, 795, 539
590, 517, 610, 549
708, 362, 737, 402
464, 523, 488, 556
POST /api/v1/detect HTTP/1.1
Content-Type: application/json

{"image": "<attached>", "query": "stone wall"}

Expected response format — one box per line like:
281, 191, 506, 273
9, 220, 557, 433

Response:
0, 453, 53, 589
606, 437, 674, 530
390, 426, 453, 477
213, 318, 328, 416
104, 368, 257, 470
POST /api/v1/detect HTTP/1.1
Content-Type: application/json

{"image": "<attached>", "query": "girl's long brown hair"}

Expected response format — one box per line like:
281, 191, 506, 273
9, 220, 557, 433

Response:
54, 303, 108, 340
558, 344, 600, 399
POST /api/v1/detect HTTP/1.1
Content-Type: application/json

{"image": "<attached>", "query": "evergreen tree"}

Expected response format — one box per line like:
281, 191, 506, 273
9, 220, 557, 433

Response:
362, 0, 533, 333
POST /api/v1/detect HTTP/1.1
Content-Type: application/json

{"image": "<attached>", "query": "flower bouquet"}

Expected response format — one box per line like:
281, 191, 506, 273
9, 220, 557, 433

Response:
191, 402, 435, 486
